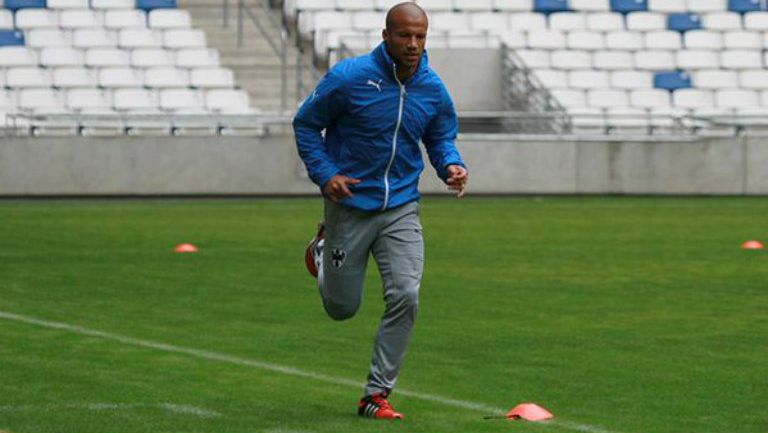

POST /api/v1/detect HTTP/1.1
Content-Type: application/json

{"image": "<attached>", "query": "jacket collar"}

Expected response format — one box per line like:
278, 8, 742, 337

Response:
372, 41, 429, 83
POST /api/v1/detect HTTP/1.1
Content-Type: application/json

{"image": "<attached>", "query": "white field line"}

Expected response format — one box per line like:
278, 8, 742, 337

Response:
0, 402, 221, 418
0, 310, 621, 433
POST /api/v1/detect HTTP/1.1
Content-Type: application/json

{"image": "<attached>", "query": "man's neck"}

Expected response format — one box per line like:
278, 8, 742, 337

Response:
395, 64, 417, 83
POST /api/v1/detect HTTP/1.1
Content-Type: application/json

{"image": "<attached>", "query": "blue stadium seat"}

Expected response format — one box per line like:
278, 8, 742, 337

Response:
534, 0, 570, 13
728, 0, 761, 13
610, 0, 648, 13
654, 71, 692, 91
668, 13, 702, 32
0, 30, 25, 46
136, 0, 178, 11
3, 0, 46, 11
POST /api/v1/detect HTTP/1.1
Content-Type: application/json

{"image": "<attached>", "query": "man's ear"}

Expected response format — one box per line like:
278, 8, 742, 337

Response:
382, 28, 388, 41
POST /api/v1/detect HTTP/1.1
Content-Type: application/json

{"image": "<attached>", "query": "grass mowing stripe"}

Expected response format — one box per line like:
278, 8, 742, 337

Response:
0, 403, 222, 419
0, 309, 622, 433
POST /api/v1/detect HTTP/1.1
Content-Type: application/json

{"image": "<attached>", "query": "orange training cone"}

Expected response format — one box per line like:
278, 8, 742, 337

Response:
174, 243, 199, 253
506, 403, 554, 421
741, 240, 765, 250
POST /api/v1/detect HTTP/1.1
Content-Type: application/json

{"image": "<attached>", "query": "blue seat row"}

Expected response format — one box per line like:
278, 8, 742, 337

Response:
654, 71, 692, 91
0, 29, 24, 46
2, 0, 177, 11
608, 0, 765, 14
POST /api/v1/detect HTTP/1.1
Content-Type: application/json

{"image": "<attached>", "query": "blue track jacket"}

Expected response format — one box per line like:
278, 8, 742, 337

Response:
293, 42, 466, 212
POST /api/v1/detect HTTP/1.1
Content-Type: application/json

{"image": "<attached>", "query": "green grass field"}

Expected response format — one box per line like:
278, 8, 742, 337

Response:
0, 197, 766, 433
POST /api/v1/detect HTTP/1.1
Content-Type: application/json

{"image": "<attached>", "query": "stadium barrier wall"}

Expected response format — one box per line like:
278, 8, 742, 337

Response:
1, 134, 768, 195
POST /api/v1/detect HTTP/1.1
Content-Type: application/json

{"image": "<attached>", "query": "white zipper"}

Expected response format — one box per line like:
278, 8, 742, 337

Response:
382, 64, 405, 211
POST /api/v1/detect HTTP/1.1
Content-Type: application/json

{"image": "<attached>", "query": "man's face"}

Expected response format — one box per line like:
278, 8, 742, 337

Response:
383, 11, 428, 74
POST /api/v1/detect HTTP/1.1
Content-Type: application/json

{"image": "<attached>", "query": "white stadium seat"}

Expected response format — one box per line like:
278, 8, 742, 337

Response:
676, 50, 720, 69
626, 12, 666, 31
716, 89, 759, 108
570, 0, 610, 11
0, 10, 14, 29
673, 89, 714, 109
648, 0, 687, 12
85, 48, 130, 67
761, 91, 768, 107
515, 50, 550, 68
569, 107, 606, 131
336, 0, 375, 10
630, 89, 671, 108
549, 13, 587, 31
0, 90, 16, 111
119, 29, 163, 48
532, 69, 568, 88
744, 12, 768, 30
176, 48, 220, 68
607, 107, 649, 128
144, 67, 191, 88
113, 88, 160, 110
551, 89, 587, 107
72, 29, 117, 48
605, 31, 643, 50
510, 13, 547, 31
351, 11, 385, 31
98, 67, 144, 88
91, 0, 135, 9
6, 68, 52, 88
527, 30, 566, 49
723, 31, 762, 49
104, 10, 147, 29
721, 50, 763, 69
568, 70, 609, 89
163, 29, 207, 48
500, 31, 526, 47
0, 47, 38, 67
416, 0, 454, 11
493, 0, 533, 11
59, 9, 103, 29
47, 0, 89, 8
39, 48, 84, 67
159, 89, 205, 111
644, 31, 682, 50
66, 88, 112, 111
694, 70, 739, 88
148, 10, 192, 29
593, 50, 634, 70
567, 30, 605, 50
206, 89, 252, 114
312, 11, 353, 32
611, 70, 653, 89
430, 13, 471, 32
634, 50, 675, 70
455, 0, 494, 11
52, 67, 97, 87
739, 70, 768, 89
588, 89, 629, 108
15, 9, 59, 29
470, 12, 509, 32
684, 30, 723, 49
701, 12, 741, 30
586, 13, 624, 31
550, 50, 592, 69
0, 70, 6, 88
18, 88, 65, 111
25, 29, 72, 47
131, 48, 175, 67
686, 0, 727, 12
190, 68, 235, 88
296, 0, 336, 11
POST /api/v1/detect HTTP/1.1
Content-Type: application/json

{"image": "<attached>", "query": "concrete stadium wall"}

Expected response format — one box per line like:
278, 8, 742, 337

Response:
1, 134, 767, 195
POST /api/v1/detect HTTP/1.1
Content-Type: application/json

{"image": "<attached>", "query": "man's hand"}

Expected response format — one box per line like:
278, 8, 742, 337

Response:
446, 165, 468, 198
323, 174, 361, 203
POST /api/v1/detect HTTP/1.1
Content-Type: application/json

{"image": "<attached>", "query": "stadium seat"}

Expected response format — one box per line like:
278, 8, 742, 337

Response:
416, 0, 454, 11
532, 69, 568, 87
119, 29, 164, 48
39, 47, 84, 66
137, 0, 178, 12
672, 88, 714, 109
163, 29, 206, 48
159, 88, 205, 112
694, 69, 739, 88
18, 88, 66, 112
569, 106, 606, 130
626, 12, 666, 30
455, 0, 494, 11
676, 50, 720, 68
66, 88, 112, 111
336, 0, 375, 10
568, 70, 609, 88
91, 0, 135, 9
430, 13, 471, 32
351, 11, 385, 31
606, 107, 649, 128
131, 48, 174, 67
534, 0, 571, 13
527, 30, 566, 48
634, 50, 675, 70
743, 11, 768, 29
644, 30, 682, 49
48, 0, 89, 9
25, 29, 71, 47
687, 0, 727, 12
189, 67, 235, 88
494, 0, 534, 11
59, 9, 103, 29
653, 71, 691, 90
72, 29, 117, 48
570, 0, 610, 11
593, 50, 634, 69
683, 30, 723, 48
52, 67, 97, 87
6, 67, 52, 87
630, 89, 670, 107
649, 0, 687, 12
611, 70, 653, 88
567, 30, 605, 49
610, 0, 648, 13
728, 0, 760, 13
549, 12, 587, 30
551, 49, 592, 68
716, 89, 759, 108
206, 89, 252, 114
175, 48, 220, 67
148, 9, 191, 28
0, 90, 16, 111
588, 89, 629, 107
738, 69, 768, 89
668, 13, 703, 32
551, 89, 587, 106
605, 30, 643, 49
722, 30, 761, 48
469, 12, 509, 32
85, 48, 131, 67
15, 9, 59, 29
701, 12, 742, 29
586, 12, 625, 30
500, 30, 526, 47
3, 0, 46, 11
112, 88, 160, 110
98, 67, 145, 88
144, 67, 190, 88
721, 50, 762, 68
0, 46, 37, 66
0, 30, 25, 46
510, 12, 548, 30
515, 49, 551, 68
0, 10, 15, 29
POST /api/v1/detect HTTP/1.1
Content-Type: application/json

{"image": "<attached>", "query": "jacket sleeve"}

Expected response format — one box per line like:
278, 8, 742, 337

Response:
422, 86, 466, 182
293, 70, 347, 189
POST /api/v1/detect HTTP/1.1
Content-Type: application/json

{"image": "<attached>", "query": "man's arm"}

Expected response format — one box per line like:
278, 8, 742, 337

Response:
422, 87, 468, 197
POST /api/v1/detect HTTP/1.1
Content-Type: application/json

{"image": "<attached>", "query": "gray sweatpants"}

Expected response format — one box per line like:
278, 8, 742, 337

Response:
318, 199, 424, 397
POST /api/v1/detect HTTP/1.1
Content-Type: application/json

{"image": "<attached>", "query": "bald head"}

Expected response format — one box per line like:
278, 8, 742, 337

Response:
385, 2, 428, 32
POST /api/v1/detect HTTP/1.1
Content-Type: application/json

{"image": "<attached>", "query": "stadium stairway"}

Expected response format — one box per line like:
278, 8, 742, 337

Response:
179, 0, 314, 111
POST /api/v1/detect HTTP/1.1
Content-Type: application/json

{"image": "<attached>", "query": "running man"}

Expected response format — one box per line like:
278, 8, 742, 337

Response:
293, 2, 468, 420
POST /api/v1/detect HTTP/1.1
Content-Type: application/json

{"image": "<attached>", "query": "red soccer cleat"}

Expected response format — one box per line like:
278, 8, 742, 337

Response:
358, 392, 404, 420
304, 223, 325, 277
